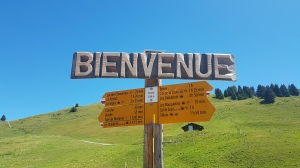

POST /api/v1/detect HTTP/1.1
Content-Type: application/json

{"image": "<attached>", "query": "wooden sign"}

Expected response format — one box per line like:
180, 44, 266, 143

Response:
98, 81, 216, 127
159, 81, 212, 102
71, 52, 236, 81
158, 81, 215, 124
98, 88, 145, 128
158, 97, 215, 124
102, 88, 144, 107
98, 104, 145, 128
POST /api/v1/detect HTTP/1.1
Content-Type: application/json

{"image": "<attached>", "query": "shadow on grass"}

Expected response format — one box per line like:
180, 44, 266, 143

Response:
260, 100, 275, 104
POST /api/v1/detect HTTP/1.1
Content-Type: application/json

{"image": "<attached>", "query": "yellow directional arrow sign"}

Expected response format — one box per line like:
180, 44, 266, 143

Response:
98, 104, 145, 128
102, 88, 144, 107
98, 81, 216, 127
158, 96, 215, 124
159, 81, 212, 102
98, 88, 145, 128
158, 81, 215, 124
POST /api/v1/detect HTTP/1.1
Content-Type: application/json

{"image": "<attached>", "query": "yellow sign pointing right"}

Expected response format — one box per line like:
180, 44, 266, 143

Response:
159, 81, 212, 102
158, 96, 215, 124
158, 81, 215, 124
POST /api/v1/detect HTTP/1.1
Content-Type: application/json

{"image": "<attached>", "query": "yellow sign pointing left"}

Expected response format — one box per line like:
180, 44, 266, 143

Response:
99, 88, 145, 128
98, 104, 145, 128
103, 88, 144, 107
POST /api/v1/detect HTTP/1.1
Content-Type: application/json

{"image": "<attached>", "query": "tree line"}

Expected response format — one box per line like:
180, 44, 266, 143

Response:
215, 84, 299, 103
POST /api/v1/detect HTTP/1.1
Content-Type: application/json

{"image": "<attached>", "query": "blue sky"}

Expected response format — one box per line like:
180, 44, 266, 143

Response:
1, 1, 299, 121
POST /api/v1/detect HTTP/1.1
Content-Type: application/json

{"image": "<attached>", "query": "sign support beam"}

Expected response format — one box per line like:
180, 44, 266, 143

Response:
143, 78, 163, 168
144, 50, 163, 168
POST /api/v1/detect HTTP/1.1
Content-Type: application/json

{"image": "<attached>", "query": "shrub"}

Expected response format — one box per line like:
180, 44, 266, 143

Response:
1, 115, 6, 121
69, 107, 77, 112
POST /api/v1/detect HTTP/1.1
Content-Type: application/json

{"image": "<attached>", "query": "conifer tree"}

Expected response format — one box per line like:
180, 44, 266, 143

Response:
264, 86, 275, 103
237, 85, 247, 100
250, 86, 255, 96
273, 84, 282, 97
280, 84, 290, 97
243, 86, 253, 98
224, 89, 229, 97
270, 83, 275, 91
288, 84, 299, 96
214, 88, 219, 98
227, 87, 233, 97
232, 85, 238, 96
231, 90, 237, 100
215, 88, 224, 99
219, 89, 224, 99
256, 85, 266, 98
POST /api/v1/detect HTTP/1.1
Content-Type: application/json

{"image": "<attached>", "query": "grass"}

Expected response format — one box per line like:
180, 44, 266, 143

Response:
0, 96, 300, 167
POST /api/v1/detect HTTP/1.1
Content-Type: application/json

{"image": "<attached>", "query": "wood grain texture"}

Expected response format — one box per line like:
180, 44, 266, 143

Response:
70, 52, 236, 81
144, 78, 163, 168
144, 122, 154, 168
154, 124, 163, 168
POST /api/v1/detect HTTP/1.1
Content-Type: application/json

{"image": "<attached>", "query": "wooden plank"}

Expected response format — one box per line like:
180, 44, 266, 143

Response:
154, 124, 163, 168
70, 52, 236, 81
144, 122, 154, 168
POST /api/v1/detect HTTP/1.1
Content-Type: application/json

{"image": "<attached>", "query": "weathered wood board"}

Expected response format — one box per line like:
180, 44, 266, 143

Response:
71, 52, 236, 81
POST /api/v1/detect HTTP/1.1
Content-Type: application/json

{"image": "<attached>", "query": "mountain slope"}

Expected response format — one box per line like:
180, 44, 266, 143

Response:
1, 96, 300, 167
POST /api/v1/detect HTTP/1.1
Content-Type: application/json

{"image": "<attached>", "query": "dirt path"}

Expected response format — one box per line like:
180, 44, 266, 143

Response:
80, 140, 113, 146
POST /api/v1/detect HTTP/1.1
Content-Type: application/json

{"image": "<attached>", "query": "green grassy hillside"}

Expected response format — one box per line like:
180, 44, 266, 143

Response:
1, 96, 300, 167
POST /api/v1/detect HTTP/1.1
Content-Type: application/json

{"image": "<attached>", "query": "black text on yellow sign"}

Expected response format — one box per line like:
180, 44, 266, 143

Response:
98, 81, 216, 127
158, 96, 215, 124
103, 88, 144, 107
98, 104, 145, 128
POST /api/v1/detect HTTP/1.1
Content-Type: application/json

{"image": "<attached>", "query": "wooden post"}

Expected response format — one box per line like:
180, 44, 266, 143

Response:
144, 50, 163, 168
144, 120, 154, 168
154, 123, 163, 168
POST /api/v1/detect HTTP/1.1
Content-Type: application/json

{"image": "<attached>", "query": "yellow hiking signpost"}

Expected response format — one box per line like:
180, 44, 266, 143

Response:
98, 81, 215, 127
72, 50, 236, 168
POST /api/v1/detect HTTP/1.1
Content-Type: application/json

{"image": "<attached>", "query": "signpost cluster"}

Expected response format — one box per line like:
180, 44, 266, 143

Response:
98, 81, 215, 127
71, 50, 236, 168
97, 80, 215, 168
